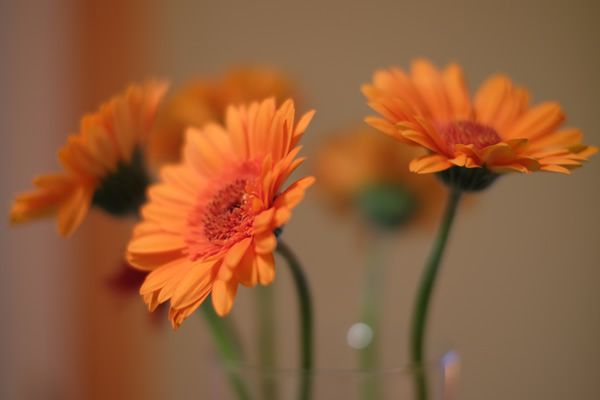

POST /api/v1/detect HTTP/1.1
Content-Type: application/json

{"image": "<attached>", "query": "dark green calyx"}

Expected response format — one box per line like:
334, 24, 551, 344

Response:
355, 182, 417, 230
92, 148, 151, 216
437, 166, 499, 192
274, 226, 284, 238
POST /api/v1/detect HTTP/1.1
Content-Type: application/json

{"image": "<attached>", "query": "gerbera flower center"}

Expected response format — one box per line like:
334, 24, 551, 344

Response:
439, 120, 501, 151
92, 147, 150, 216
184, 159, 265, 262
201, 179, 253, 242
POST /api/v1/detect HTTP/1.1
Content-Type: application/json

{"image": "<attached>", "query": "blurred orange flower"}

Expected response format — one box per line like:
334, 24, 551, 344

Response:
148, 66, 297, 169
213, 66, 298, 115
10, 82, 167, 236
315, 127, 444, 228
363, 59, 596, 177
127, 98, 315, 328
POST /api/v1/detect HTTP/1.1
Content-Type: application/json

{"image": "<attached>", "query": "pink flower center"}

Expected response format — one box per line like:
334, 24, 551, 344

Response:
185, 161, 262, 261
439, 120, 501, 152
201, 179, 253, 243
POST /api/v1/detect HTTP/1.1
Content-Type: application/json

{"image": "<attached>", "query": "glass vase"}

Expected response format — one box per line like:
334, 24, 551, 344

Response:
210, 350, 459, 400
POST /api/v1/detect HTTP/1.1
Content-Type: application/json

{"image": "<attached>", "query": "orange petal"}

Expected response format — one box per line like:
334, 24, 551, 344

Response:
294, 109, 316, 138
128, 231, 186, 254
67, 137, 106, 177
411, 59, 451, 122
576, 145, 598, 158
370, 97, 419, 125
112, 96, 136, 162
184, 126, 233, 177
255, 232, 277, 255
268, 110, 289, 162
223, 238, 252, 268
211, 279, 238, 316
454, 144, 482, 165
367, 68, 429, 116
504, 102, 564, 140
171, 260, 216, 308
364, 116, 403, 139
148, 183, 196, 207
273, 207, 292, 227
399, 127, 441, 153
250, 98, 277, 159
57, 186, 92, 236
160, 165, 204, 197
236, 248, 258, 287
226, 105, 249, 159
10, 174, 75, 225
474, 75, 529, 133
141, 202, 189, 233
83, 123, 118, 170
540, 164, 572, 174
273, 176, 315, 209
488, 163, 529, 173
537, 156, 583, 167
481, 142, 518, 165
442, 63, 472, 120
256, 252, 275, 285
527, 128, 582, 151
140, 257, 192, 299
409, 154, 453, 174
127, 248, 185, 271
58, 145, 92, 179
449, 153, 470, 167
169, 295, 206, 329
253, 208, 275, 232
279, 156, 306, 188
482, 143, 539, 172
413, 116, 452, 155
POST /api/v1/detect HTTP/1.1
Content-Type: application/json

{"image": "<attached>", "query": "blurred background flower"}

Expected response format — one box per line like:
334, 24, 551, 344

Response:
10, 82, 167, 236
107, 261, 166, 327
147, 66, 298, 170
314, 126, 444, 230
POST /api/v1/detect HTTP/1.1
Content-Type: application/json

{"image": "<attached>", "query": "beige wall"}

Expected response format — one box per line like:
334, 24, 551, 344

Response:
1, 0, 599, 399
154, 1, 600, 399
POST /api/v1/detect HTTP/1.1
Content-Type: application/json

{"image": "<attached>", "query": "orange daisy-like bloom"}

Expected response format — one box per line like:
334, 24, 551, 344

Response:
212, 66, 298, 116
147, 66, 297, 169
126, 98, 315, 328
363, 59, 596, 184
314, 127, 444, 228
10, 82, 168, 236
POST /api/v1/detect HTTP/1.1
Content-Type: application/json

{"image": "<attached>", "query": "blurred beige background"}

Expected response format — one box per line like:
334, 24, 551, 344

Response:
1, 0, 599, 399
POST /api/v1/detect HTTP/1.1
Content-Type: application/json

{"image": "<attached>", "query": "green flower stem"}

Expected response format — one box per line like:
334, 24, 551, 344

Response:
276, 240, 314, 400
410, 188, 462, 400
359, 231, 385, 400
202, 304, 250, 400
257, 285, 278, 399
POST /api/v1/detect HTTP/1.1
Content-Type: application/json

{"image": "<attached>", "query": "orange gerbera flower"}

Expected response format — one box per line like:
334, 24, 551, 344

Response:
363, 59, 596, 189
147, 66, 297, 169
314, 127, 444, 228
126, 98, 315, 328
212, 66, 298, 116
10, 82, 168, 236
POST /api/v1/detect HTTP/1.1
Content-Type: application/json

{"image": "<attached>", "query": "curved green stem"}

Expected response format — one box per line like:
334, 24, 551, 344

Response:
257, 285, 278, 399
276, 240, 314, 400
410, 189, 462, 400
202, 304, 250, 400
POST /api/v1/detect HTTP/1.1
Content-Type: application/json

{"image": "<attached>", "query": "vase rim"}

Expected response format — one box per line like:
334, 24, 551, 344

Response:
217, 350, 459, 377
